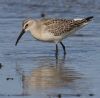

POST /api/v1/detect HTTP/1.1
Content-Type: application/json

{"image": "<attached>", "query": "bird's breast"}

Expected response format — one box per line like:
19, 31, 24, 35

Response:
30, 30, 55, 42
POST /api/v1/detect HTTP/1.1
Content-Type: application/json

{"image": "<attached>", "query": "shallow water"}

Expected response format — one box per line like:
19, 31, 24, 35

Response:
0, 0, 100, 98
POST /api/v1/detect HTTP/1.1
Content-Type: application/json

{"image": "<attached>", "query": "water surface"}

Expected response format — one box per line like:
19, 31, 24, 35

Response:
0, 0, 100, 98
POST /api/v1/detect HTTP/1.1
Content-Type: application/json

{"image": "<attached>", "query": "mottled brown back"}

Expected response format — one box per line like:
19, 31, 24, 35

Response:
41, 18, 87, 36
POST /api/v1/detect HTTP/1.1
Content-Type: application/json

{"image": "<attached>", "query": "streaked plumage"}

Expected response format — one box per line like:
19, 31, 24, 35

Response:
41, 18, 88, 36
15, 16, 93, 56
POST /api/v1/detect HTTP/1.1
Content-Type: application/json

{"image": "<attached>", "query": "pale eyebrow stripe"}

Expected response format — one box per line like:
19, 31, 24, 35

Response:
22, 18, 32, 26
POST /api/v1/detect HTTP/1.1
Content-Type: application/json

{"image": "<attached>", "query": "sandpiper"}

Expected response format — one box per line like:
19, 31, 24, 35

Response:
15, 16, 93, 56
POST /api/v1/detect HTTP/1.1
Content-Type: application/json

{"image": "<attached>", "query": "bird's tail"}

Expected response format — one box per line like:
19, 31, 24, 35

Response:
85, 16, 94, 22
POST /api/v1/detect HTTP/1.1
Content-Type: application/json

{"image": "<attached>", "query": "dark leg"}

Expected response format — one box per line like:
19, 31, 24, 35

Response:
55, 44, 58, 57
60, 42, 66, 55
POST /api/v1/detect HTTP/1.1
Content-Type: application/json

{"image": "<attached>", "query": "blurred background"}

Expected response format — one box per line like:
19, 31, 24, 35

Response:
0, 0, 100, 98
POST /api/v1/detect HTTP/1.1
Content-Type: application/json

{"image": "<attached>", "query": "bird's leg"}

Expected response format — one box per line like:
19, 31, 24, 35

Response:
55, 44, 58, 57
60, 42, 66, 55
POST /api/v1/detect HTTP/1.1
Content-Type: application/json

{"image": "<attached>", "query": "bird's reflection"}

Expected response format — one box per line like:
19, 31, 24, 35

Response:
23, 55, 81, 90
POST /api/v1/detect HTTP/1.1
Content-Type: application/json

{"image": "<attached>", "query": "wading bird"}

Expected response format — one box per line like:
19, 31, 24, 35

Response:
15, 16, 93, 56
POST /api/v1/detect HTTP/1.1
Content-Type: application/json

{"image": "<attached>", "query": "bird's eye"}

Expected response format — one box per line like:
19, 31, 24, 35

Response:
25, 24, 28, 29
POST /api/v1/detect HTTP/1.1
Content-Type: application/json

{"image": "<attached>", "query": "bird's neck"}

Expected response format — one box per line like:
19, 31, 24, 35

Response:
29, 25, 42, 40
30, 29, 40, 40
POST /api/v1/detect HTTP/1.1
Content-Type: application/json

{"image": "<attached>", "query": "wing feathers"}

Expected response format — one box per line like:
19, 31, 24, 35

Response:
41, 18, 92, 36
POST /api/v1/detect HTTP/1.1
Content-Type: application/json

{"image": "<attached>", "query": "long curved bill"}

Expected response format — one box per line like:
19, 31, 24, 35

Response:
15, 29, 25, 46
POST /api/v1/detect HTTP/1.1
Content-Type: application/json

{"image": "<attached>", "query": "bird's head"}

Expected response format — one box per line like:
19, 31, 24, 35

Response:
15, 18, 35, 46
